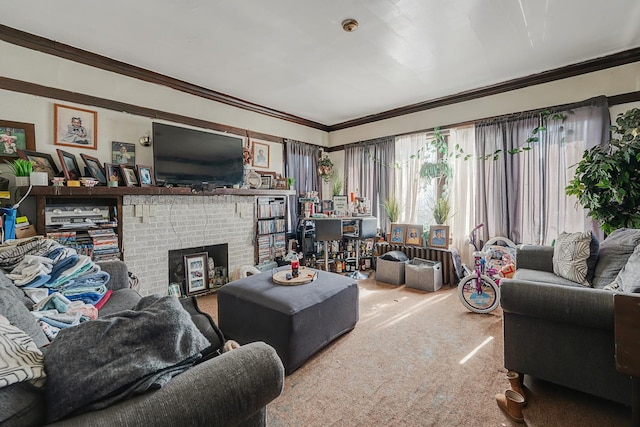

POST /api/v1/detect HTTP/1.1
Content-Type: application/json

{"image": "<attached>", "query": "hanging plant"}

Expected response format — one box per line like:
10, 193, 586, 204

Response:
318, 155, 334, 182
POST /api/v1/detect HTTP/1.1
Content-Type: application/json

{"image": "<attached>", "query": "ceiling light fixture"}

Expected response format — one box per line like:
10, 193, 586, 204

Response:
342, 19, 359, 32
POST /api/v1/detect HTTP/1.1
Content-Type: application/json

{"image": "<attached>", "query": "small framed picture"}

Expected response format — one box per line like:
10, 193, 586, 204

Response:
429, 225, 450, 249
121, 165, 139, 187
321, 200, 333, 213
80, 153, 107, 185
333, 195, 348, 215
252, 141, 270, 168
56, 149, 82, 181
184, 252, 209, 296
104, 163, 124, 186
405, 224, 423, 246
54, 104, 97, 150
136, 165, 155, 186
390, 224, 406, 245
260, 175, 272, 189
18, 149, 59, 180
273, 177, 288, 190
0, 121, 36, 161
111, 141, 135, 166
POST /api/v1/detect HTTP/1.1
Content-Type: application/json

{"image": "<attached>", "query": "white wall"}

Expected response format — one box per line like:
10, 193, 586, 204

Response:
329, 62, 640, 146
0, 41, 329, 178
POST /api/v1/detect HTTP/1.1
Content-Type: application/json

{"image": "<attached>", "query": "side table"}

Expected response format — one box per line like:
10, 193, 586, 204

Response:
614, 293, 640, 426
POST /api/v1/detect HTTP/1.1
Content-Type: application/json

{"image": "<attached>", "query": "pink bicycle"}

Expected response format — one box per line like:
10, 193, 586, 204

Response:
457, 224, 516, 313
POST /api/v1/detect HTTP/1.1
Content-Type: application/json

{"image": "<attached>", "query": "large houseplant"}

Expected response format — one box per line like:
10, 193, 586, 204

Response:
566, 108, 640, 234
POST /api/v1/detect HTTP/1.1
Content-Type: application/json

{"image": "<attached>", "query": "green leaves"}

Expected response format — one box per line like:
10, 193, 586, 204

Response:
566, 108, 640, 234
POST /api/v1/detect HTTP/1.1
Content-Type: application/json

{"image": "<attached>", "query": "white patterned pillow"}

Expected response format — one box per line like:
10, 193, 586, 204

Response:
553, 231, 593, 286
0, 314, 46, 389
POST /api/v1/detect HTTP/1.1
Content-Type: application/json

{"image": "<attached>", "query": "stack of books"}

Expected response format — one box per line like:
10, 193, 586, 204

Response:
87, 229, 120, 262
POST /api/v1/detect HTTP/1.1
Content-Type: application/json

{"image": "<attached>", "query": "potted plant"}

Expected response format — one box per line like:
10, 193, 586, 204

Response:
432, 197, 450, 225
566, 108, 640, 234
6, 158, 33, 186
382, 197, 399, 241
286, 177, 295, 190
332, 176, 343, 196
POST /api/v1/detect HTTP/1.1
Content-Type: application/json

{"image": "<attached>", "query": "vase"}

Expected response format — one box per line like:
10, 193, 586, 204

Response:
15, 176, 29, 187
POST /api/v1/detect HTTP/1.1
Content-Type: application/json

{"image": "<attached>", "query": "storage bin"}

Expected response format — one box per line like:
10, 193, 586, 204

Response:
405, 258, 442, 292
375, 256, 408, 285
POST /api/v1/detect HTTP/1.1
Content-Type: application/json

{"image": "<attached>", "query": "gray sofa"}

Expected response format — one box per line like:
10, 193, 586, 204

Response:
500, 229, 640, 406
0, 260, 285, 426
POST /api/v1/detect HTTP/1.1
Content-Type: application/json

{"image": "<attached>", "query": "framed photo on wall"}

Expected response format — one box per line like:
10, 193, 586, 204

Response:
0, 121, 35, 161
405, 224, 423, 246
252, 141, 270, 168
18, 149, 59, 180
54, 104, 97, 150
184, 252, 209, 296
390, 223, 406, 245
429, 225, 449, 249
56, 149, 82, 181
112, 141, 135, 166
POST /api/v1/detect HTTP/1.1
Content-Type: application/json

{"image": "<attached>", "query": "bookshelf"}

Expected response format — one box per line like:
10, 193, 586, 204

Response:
256, 196, 288, 265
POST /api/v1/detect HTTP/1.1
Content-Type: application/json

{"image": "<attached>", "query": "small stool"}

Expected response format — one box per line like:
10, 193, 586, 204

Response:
218, 268, 359, 374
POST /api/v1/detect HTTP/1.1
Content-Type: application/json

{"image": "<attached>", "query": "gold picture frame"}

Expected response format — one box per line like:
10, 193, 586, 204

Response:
428, 225, 449, 249
54, 104, 98, 150
405, 224, 423, 246
252, 141, 270, 168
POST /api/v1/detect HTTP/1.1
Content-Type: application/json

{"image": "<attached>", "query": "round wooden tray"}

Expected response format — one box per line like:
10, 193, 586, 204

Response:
272, 267, 319, 285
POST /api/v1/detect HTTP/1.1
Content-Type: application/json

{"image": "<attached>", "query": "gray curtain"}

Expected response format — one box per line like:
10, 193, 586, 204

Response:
284, 139, 321, 196
344, 136, 395, 232
474, 96, 610, 245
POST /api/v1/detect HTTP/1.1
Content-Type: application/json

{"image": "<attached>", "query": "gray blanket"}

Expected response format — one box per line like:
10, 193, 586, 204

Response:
44, 294, 210, 423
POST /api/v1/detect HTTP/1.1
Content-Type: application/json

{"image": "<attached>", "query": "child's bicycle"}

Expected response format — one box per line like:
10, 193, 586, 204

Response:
457, 224, 516, 313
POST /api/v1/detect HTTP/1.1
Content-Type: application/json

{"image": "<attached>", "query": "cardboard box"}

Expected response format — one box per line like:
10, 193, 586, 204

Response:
15, 225, 37, 239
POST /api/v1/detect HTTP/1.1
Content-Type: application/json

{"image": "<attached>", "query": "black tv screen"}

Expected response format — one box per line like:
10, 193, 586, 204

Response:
153, 123, 244, 187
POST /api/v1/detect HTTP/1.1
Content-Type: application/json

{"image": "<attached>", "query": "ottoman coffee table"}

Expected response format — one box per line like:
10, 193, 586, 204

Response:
217, 267, 359, 374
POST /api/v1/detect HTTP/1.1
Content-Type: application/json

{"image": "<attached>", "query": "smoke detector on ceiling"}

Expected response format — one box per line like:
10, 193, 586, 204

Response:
342, 19, 359, 32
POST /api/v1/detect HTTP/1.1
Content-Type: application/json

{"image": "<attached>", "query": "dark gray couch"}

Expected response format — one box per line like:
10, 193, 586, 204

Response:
0, 260, 285, 426
500, 238, 639, 406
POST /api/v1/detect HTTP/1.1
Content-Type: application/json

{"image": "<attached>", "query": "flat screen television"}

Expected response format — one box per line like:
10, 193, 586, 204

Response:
152, 123, 244, 187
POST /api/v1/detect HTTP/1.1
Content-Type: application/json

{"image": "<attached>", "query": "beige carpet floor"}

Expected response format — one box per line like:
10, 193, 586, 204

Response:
196, 273, 630, 426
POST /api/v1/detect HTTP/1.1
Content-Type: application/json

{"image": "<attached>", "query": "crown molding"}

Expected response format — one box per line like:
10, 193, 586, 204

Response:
0, 24, 330, 132
2, 24, 639, 133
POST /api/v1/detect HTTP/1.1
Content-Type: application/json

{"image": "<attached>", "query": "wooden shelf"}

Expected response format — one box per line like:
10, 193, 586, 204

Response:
22, 186, 296, 197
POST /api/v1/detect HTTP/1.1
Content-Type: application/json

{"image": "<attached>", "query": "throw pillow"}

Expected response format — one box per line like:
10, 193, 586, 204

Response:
606, 244, 640, 293
552, 231, 594, 286
0, 314, 46, 389
592, 228, 640, 288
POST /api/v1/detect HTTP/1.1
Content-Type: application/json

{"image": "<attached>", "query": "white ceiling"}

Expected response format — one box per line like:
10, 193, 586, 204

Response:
2, 0, 640, 126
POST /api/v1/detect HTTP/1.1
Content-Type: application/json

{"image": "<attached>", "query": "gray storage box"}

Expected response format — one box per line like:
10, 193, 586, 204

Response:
405, 258, 442, 292
375, 257, 408, 285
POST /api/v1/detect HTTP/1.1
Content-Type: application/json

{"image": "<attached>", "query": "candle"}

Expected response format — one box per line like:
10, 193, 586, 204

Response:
350, 192, 355, 202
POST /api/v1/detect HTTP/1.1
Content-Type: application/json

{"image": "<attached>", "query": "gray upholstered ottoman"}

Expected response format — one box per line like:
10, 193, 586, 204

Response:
218, 267, 359, 374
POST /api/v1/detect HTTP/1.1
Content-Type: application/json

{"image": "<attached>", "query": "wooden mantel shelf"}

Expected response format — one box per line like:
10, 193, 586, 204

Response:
22, 186, 296, 197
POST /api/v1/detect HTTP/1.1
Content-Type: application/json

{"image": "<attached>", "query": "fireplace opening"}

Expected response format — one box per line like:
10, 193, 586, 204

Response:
168, 243, 229, 296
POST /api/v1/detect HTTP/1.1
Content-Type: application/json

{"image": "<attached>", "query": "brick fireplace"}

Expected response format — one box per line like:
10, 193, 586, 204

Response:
121, 194, 256, 296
